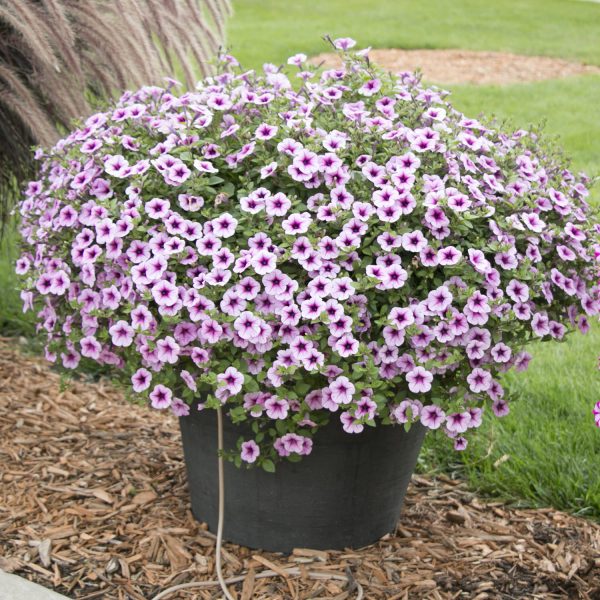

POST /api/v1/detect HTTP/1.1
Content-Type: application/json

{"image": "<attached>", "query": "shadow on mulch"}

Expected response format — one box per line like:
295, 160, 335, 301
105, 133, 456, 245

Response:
1, 340, 599, 599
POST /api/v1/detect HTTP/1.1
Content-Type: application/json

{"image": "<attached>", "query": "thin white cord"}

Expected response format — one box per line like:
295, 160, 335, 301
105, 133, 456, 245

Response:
151, 568, 364, 599
151, 407, 364, 600
215, 406, 236, 600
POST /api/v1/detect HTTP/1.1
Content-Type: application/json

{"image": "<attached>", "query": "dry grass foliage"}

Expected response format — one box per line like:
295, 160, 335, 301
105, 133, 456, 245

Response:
0, 0, 232, 224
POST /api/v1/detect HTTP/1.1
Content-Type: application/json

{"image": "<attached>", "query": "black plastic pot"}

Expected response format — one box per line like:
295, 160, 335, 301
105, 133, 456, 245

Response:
179, 408, 426, 552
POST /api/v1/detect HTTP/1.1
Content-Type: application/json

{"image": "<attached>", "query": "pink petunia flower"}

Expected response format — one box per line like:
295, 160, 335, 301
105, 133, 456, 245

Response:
421, 405, 446, 429
265, 396, 289, 419
171, 398, 190, 417
492, 399, 510, 417
252, 250, 277, 275
446, 412, 470, 434
454, 437, 468, 451
132, 368, 152, 392
109, 320, 134, 347
255, 123, 278, 140
334, 334, 359, 357
333, 37, 356, 50
149, 384, 173, 409
438, 246, 462, 266
217, 366, 244, 396
156, 336, 180, 364
467, 368, 492, 393
80, 336, 102, 360
329, 376, 355, 405
406, 367, 433, 394
340, 411, 364, 433
241, 440, 260, 463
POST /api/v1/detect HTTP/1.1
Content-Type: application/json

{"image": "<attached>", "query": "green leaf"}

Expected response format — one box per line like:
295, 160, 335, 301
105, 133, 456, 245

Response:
222, 182, 236, 196
245, 377, 259, 392
294, 381, 311, 394
262, 459, 276, 473
229, 406, 247, 423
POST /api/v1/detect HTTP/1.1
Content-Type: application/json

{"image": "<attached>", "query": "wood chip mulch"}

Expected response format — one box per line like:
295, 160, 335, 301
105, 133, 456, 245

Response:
1, 339, 599, 600
311, 49, 600, 85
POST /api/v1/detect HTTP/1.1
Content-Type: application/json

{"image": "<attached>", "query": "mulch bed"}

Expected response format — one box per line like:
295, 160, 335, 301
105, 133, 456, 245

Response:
311, 49, 600, 85
1, 339, 599, 599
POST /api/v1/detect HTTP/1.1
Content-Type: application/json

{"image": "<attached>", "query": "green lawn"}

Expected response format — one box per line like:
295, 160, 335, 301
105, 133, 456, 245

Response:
1, 0, 599, 517
0, 226, 32, 336
418, 326, 600, 517
228, 0, 600, 67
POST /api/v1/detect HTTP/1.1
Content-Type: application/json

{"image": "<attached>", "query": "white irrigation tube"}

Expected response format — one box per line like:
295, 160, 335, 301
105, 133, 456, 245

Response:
215, 406, 236, 600
151, 568, 364, 600
151, 406, 364, 600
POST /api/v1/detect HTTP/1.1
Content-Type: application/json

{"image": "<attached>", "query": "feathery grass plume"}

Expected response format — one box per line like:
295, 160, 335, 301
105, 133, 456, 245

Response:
0, 0, 233, 228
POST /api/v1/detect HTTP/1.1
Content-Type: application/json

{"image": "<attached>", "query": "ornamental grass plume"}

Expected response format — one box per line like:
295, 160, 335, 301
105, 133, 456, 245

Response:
16, 38, 600, 471
0, 0, 232, 226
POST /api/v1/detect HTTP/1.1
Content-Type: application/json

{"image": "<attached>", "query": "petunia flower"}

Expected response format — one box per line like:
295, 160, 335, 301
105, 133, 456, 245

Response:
340, 411, 364, 433
252, 250, 277, 275
406, 367, 433, 394
217, 367, 244, 396
329, 376, 355, 405
132, 368, 152, 392
81, 336, 102, 360
467, 368, 492, 393
241, 440, 260, 463
420, 405, 446, 429
149, 384, 173, 409
151, 279, 179, 307
264, 396, 289, 420
265, 192, 291, 217
333, 37, 356, 50
171, 398, 190, 417
109, 320, 134, 347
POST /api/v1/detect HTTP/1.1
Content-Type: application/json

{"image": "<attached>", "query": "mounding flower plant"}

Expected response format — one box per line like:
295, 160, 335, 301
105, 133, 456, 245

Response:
16, 38, 600, 472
